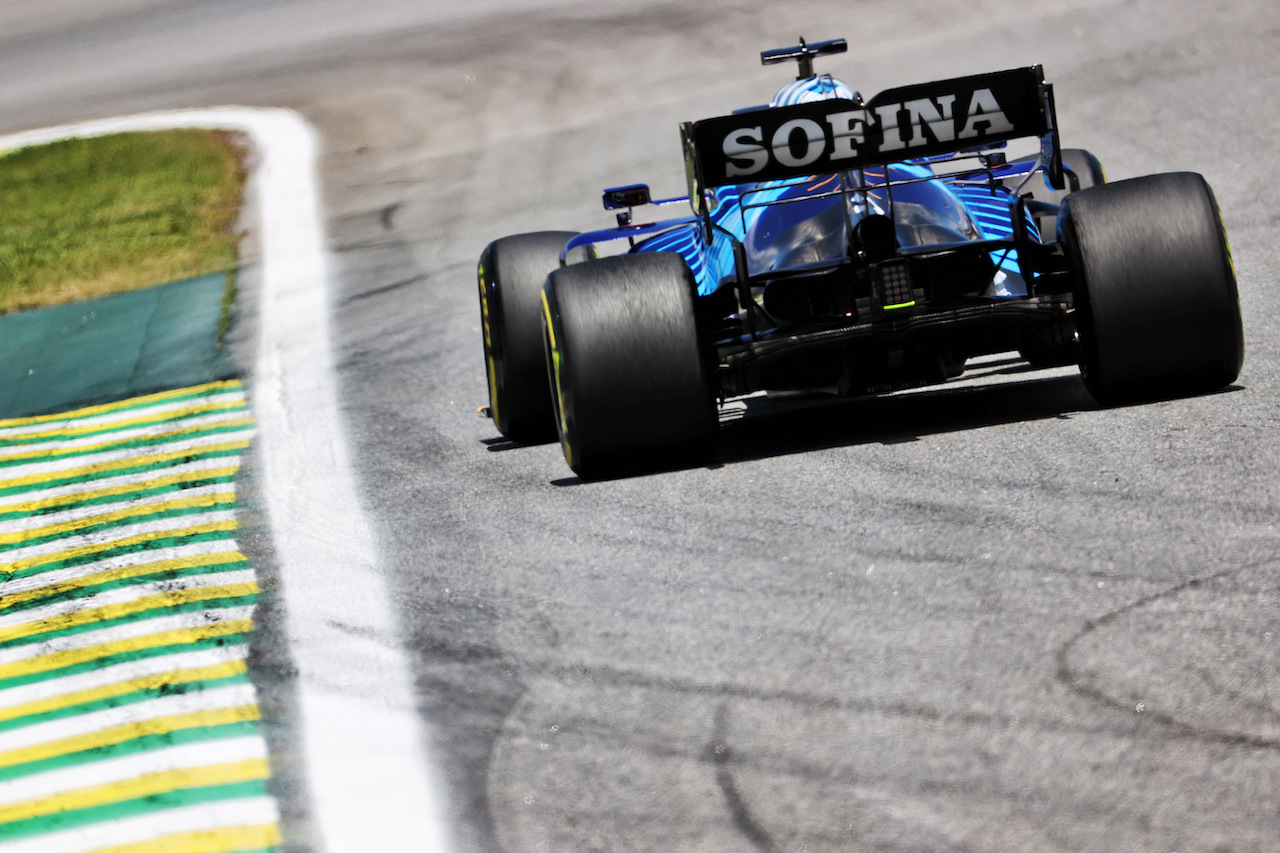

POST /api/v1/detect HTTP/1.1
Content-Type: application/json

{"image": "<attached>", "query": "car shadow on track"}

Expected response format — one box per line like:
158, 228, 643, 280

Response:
543, 364, 1092, 485
715, 369, 1247, 470
539, 359, 1242, 484
713, 370, 1094, 466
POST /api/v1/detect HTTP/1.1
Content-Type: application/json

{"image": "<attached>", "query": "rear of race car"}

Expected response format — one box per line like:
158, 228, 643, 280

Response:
481, 42, 1242, 477
675, 65, 1083, 399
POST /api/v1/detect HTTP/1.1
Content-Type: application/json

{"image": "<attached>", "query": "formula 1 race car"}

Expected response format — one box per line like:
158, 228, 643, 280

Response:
478, 38, 1243, 478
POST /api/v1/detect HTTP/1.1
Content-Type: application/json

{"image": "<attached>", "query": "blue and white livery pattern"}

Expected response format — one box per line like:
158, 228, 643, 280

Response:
635, 72, 1040, 298
769, 75, 859, 107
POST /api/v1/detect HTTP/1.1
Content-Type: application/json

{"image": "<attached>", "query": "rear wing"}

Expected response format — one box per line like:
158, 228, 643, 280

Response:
681, 66, 1061, 216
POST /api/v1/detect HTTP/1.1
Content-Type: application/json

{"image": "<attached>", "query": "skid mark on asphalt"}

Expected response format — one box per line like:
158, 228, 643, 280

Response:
0, 381, 280, 853
1055, 561, 1280, 751
710, 701, 777, 853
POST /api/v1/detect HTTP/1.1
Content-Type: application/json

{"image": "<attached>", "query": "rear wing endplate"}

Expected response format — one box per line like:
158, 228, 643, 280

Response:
682, 66, 1059, 216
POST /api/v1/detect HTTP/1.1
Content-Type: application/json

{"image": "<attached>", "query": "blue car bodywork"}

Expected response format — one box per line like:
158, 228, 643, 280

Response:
634, 162, 1039, 300
556, 53, 1081, 399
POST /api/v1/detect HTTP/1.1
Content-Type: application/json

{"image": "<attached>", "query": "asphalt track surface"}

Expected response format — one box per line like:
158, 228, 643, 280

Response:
4, 1, 1280, 850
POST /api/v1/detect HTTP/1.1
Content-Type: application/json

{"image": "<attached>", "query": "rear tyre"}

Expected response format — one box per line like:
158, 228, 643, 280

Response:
541, 253, 718, 479
478, 232, 593, 443
1060, 172, 1243, 404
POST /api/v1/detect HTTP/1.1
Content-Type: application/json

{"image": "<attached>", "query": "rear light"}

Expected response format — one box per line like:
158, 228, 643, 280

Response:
874, 259, 915, 310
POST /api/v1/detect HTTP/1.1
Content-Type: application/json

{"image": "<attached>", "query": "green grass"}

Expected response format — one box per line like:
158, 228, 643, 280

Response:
0, 130, 244, 315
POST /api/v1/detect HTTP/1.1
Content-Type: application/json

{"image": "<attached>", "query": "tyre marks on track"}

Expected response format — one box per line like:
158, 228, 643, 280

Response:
1055, 561, 1280, 751
710, 702, 778, 853
0, 380, 280, 853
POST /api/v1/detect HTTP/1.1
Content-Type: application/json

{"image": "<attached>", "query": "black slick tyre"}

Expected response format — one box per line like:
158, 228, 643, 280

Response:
1059, 172, 1244, 404
541, 252, 717, 479
477, 231, 592, 443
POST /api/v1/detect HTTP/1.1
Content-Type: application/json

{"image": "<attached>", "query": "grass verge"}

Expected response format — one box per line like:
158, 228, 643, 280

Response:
0, 130, 244, 315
